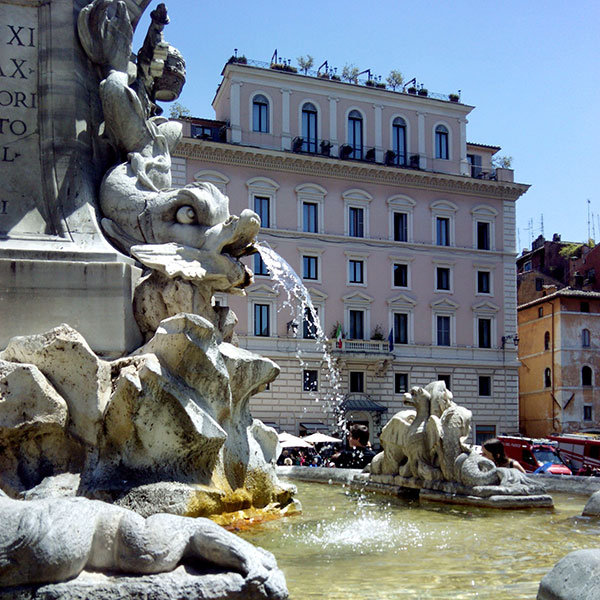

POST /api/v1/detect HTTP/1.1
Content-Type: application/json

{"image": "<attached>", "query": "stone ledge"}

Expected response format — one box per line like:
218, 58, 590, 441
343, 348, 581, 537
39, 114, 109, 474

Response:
0, 564, 287, 600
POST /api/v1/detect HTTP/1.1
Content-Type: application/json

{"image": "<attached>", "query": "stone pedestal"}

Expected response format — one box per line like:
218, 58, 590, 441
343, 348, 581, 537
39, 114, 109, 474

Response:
0, 0, 151, 354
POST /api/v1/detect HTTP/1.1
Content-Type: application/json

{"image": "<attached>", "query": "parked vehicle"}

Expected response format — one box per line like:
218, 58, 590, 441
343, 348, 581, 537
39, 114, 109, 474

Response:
497, 436, 572, 475
548, 433, 600, 474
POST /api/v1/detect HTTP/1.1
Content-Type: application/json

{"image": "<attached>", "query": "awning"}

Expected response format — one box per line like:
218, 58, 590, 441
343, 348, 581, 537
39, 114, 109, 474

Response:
341, 395, 387, 413
299, 422, 329, 432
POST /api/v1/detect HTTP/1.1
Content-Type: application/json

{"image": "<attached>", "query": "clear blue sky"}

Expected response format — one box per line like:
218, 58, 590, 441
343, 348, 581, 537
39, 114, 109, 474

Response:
136, 0, 599, 251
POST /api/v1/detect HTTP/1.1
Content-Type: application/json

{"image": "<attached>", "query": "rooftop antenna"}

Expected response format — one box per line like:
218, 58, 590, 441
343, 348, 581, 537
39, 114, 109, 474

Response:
526, 218, 534, 245
587, 199, 591, 241
271, 49, 278, 64
317, 60, 328, 74
540, 214, 544, 237
592, 212, 596, 241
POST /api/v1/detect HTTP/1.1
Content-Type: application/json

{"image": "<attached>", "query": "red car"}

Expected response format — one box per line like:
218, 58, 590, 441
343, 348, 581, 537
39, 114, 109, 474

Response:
498, 436, 572, 475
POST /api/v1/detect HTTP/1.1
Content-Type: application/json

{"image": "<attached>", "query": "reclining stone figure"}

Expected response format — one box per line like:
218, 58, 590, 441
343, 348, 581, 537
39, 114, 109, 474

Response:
0, 489, 286, 598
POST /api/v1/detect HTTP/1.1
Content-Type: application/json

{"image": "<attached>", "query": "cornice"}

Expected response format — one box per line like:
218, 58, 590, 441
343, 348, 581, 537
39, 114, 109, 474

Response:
173, 140, 530, 201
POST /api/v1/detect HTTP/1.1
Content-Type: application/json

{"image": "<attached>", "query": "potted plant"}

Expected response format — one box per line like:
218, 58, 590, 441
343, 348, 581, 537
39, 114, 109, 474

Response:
449, 93, 459, 102
365, 79, 376, 87
227, 54, 247, 65
407, 86, 417, 94
418, 88, 428, 96
371, 325, 385, 341
375, 82, 386, 89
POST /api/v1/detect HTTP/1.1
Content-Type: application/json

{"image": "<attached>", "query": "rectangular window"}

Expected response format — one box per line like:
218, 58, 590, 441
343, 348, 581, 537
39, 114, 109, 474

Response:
477, 271, 490, 294
478, 318, 491, 348
253, 99, 268, 133
437, 316, 451, 346
349, 310, 364, 340
435, 130, 449, 160
349, 259, 364, 284
395, 373, 408, 394
254, 196, 270, 228
581, 302, 590, 313
254, 254, 269, 276
303, 255, 318, 280
303, 369, 318, 392
393, 212, 408, 242
535, 277, 544, 291
303, 202, 318, 233
393, 264, 408, 287
253, 304, 270, 337
584, 405, 593, 421
303, 307, 318, 339
475, 424, 496, 446
349, 207, 364, 238
438, 374, 451, 390
467, 153, 482, 178
394, 313, 408, 344
477, 222, 490, 250
436, 267, 450, 291
349, 371, 364, 393
436, 217, 450, 246
479, 376, 492, 397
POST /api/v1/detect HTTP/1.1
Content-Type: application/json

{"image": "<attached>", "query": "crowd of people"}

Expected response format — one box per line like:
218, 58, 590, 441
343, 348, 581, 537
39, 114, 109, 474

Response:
278, 424, 376, 469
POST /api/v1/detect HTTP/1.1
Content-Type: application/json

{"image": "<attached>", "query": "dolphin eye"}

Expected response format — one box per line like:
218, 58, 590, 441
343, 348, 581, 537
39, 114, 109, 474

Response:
176, 206, 196, 224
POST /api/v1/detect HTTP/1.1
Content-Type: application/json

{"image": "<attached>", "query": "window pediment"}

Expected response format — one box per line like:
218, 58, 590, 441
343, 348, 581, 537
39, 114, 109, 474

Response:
342, 291, 373, 304
431, 298, 459, 310
431, 199, 458, 213
471, 204, 498, 217
246, 176, 279, 192
248, 283, 277, 297
387, 293, 417, 308
472, 300, 500, 313
343, 189, 373, 204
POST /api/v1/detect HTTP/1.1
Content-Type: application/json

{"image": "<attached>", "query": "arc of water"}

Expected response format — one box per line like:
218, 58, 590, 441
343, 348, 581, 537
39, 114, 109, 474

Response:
256, 242, 344, 428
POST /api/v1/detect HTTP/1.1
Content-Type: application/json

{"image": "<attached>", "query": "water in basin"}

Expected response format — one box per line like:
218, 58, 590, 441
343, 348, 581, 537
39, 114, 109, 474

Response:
239, 480, 599, 599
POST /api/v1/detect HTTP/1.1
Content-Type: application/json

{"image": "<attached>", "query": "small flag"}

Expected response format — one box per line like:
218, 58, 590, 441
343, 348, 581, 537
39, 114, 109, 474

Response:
388, 328, 394, 352
335, 324, 343, 348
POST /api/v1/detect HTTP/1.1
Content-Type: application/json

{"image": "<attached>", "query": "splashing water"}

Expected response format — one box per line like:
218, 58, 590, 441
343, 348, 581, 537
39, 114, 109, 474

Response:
256, 242, 344, 427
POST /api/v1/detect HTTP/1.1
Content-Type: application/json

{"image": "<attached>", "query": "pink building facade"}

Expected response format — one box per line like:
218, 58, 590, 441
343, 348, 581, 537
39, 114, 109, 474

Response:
172, 61, 529, 445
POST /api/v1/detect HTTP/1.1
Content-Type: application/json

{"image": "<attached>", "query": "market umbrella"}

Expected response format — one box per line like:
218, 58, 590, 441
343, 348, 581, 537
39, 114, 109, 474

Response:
278, 432, 314, 449
302, 432, 342, 444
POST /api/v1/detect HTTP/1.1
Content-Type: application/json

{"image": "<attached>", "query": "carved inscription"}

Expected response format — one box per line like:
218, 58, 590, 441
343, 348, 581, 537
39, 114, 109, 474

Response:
0, 3, 44, 236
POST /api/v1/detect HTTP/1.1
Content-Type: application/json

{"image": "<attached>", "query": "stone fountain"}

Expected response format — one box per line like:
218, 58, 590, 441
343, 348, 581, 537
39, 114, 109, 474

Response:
366, 380, 552, 508
0, 0, 290, 597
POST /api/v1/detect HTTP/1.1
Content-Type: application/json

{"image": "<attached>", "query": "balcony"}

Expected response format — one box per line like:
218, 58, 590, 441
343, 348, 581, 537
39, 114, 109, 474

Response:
333, 339, 391, 354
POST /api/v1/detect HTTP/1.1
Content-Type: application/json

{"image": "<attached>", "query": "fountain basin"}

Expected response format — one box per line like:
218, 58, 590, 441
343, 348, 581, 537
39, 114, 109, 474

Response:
239, 476, 600, 599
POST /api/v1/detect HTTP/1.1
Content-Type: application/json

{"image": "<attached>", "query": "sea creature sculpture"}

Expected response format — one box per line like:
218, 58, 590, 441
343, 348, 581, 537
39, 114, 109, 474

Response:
370, 380, 546, 498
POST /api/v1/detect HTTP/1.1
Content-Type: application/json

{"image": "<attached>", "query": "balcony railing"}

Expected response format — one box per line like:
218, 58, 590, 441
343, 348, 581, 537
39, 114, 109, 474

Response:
334, 339, 391, 353
226, 56, 460, 103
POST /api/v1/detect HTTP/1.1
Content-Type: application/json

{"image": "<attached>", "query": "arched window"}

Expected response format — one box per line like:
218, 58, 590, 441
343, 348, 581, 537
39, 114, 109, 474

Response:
301, 102, 318, 153
392, 117, 406, 165
544, 368, 551, 388
252, 94, 269, 133
582, 366, 593, 386
435, 125, 449, 159
582, 328, 591, 347
544, 331, 550, 351
348, 110, 363, 159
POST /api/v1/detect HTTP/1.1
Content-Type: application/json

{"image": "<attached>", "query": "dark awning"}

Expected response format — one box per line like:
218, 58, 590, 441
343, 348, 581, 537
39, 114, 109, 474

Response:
299, 422, 329, 432
341, 395, 387, 413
